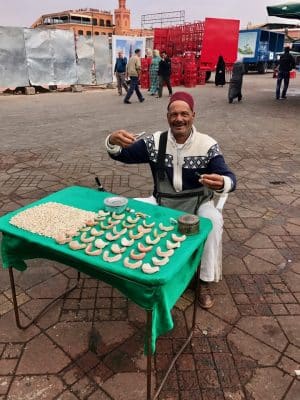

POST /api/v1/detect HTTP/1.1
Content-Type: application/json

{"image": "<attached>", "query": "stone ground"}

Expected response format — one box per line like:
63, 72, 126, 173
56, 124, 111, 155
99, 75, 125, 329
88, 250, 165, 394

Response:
0, 74, 299, 400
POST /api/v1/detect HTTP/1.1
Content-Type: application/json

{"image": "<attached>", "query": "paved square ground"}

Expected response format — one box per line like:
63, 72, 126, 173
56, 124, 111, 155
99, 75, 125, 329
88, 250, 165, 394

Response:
0, 74, 299, 400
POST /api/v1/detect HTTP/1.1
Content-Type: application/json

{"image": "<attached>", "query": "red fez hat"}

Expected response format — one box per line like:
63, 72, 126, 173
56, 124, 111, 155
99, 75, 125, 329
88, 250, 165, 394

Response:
168, 91, 194, 111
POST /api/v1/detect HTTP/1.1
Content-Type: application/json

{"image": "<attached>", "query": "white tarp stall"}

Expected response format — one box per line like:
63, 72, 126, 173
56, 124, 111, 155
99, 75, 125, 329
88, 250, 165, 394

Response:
24, 29, 54, 85
24, 29, 77, 86
0, 26, 113, 88
76, 36, 94, 85
51, 30, 77, 85
0, 27, 29, 87
94, 36, 112, 85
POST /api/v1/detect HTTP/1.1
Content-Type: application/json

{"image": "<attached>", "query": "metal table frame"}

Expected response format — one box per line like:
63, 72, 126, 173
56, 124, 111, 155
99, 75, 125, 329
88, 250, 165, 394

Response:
8, 263, 201, 400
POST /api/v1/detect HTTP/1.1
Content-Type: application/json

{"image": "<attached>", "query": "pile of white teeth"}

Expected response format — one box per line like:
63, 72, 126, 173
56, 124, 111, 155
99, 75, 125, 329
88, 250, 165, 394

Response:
10, 202, 96, 239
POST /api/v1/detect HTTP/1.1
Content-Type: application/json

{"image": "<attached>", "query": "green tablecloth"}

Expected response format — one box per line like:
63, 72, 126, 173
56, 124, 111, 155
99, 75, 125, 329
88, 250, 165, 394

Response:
0, 186, 212, 352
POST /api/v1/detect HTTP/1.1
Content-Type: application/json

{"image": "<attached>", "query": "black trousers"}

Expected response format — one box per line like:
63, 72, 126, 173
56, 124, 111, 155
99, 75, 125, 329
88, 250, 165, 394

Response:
124, 76, 143, 102
276, 71, 290, 99
158, 75, 172, 97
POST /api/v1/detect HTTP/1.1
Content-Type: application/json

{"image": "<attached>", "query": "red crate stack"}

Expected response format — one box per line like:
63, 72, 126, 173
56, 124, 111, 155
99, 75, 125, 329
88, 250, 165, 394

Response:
197, 71, 206, 85
154, 22, 205, 87
154, 22, 205, 59
183, 58, 197, 88
196, 58, 206, 85
153, 28, 168, 53
170, 57, 183, 87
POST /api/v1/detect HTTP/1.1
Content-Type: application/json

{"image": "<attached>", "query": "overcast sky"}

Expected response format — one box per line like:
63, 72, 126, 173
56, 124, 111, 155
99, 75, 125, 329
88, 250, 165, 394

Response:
0, 0, 299, 28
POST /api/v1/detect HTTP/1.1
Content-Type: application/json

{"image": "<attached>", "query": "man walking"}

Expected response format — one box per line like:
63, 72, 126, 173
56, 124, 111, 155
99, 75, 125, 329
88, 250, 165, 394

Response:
158, 51, 172, 98
114, 51, 128, 96
124, 49, 145, 104
276, 47, 295, 100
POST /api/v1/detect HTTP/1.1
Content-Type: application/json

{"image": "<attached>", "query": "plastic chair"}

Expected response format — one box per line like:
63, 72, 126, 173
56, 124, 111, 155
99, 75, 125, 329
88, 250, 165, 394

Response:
212, 192, 228, 281
213, 192, 228, 212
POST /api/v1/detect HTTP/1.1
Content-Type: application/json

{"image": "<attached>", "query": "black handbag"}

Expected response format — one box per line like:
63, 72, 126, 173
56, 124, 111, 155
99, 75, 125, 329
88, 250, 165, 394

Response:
155, 131, 213, 215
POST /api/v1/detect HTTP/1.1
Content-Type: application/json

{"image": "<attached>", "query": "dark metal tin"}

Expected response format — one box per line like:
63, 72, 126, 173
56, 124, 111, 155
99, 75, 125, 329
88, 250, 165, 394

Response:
178, 214, 199, 235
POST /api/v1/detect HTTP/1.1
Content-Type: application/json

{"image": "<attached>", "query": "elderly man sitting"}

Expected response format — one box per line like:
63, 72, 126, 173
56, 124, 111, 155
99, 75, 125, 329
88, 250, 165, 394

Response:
105, 92, 236, 308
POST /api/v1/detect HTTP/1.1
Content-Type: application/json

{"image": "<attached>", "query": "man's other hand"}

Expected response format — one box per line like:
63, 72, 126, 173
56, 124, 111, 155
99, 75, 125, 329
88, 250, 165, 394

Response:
109, 130, 136, 148
199, 174, 224, 190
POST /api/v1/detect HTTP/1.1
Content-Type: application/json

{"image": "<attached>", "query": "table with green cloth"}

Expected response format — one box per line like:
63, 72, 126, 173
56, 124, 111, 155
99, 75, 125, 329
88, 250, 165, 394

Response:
0, 186, 212, 353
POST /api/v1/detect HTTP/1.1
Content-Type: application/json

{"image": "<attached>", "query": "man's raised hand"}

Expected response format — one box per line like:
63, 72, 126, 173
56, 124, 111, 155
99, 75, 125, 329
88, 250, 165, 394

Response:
109, 130, 136, 148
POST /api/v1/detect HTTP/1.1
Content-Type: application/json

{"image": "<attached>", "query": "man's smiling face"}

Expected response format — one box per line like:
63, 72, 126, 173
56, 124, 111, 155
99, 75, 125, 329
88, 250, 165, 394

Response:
167, 100, 195, 141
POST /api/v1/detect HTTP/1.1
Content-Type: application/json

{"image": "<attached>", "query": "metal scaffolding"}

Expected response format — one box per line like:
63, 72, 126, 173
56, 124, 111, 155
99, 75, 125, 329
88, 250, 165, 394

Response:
141, 10, 185, 29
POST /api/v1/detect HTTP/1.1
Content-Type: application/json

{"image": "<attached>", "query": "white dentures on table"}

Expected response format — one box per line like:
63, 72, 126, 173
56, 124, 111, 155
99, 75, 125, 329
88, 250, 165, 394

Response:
127, 216, 140, 224
69, 241, 87, 250
145, 235, 160, 245
80, 232, 95, 243
130, 249, 146, 260
159, 223, 174, 232
107, 217, 121, 226
137, 225, 152, 234
90, 228, 104, 236
166, 240, 181, 249
53, 206, 186, 274
143, 220, 155, 228
55, 234, 73, 244
142, 263, 160, 274
112, 212, 125, 220
123, 257, 142, 269
152, 256, 169, 266
111, 244, 126, 254
103, 251, 122, 262
85, 244, 102, 256
172, 233, 187, 242
94, 239, 109, 249
121, 237, 134, 247
105, 232, 121, 241
112, 227, 127, 236
129, 230, 144, 240
137, 243, 153, 253
98, 210, 110, 217
100, 221, 114, 230
156, 247, 174, 258
122, 221, 136, 228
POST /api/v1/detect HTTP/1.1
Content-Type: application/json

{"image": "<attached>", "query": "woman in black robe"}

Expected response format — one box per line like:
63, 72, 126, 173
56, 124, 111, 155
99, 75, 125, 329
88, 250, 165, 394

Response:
215, 55, 226, 86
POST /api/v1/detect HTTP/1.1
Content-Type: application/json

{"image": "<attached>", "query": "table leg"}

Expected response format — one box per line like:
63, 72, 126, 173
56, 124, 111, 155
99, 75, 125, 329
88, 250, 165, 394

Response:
9, 267, 22, 329
8, 266, 81, 330
146, 310, 153, 400
152, 264, 201, 400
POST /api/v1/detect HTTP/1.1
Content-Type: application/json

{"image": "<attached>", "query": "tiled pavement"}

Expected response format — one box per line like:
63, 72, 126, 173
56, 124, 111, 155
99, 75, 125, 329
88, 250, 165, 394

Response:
0, 76, 299, 399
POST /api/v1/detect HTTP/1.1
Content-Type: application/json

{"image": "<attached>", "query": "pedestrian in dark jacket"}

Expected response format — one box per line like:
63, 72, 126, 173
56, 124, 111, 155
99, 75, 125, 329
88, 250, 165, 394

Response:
228, 61, 245, 103
114, 51, 128, 96
157, 51, 173, 98
276, 47, 296, 100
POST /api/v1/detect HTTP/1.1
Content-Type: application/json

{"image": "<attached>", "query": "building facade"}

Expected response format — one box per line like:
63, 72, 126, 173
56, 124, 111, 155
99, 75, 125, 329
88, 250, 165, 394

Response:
31, 9, 114, 37
31, 1, 153, 37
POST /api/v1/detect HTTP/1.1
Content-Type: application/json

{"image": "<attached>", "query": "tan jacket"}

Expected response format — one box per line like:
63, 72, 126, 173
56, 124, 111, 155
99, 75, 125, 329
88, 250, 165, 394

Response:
126, 55, 141, 77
